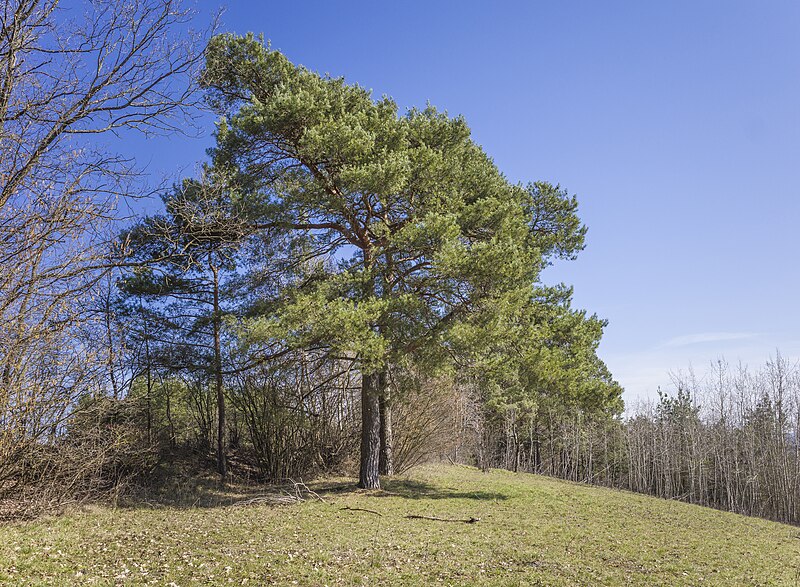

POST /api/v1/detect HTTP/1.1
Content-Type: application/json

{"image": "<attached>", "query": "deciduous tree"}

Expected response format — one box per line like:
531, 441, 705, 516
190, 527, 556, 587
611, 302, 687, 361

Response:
0, 0, 206, 491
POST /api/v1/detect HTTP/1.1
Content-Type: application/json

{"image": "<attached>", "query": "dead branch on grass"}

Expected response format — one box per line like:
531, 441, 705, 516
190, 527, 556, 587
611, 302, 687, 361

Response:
340, 506, 383, 516
232, 479, 328, 508
404, 514, 481, 523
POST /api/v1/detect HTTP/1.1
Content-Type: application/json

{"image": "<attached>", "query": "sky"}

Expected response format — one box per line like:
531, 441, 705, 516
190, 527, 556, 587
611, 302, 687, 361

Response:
123, 0, 800, 405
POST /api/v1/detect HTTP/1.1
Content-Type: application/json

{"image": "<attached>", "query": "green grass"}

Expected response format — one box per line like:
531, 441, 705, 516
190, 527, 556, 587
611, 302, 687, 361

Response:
0, 464, 797, 586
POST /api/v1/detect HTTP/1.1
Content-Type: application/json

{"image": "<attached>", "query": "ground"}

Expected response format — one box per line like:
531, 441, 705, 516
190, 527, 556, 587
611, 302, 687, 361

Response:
0, 464, 797, 586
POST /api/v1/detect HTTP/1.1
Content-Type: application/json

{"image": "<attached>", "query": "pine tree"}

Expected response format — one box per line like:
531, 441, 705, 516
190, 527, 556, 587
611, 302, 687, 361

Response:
202, 34, 590, 489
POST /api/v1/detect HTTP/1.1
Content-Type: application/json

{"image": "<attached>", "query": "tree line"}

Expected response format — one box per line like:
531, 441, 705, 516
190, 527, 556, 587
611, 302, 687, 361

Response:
478, 356, 800, 526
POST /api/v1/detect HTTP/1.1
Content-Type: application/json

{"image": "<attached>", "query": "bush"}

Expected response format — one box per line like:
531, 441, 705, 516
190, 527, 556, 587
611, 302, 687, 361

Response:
0, 396, 158, 519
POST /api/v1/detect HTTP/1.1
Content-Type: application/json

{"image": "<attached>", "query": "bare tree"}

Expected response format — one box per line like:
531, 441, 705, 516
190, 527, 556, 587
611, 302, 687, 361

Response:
465, 354, 800, 526
0, 0, 206, 498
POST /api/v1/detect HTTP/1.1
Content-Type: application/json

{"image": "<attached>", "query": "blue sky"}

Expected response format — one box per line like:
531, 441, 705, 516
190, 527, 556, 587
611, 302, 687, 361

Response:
124, 1, 800, 404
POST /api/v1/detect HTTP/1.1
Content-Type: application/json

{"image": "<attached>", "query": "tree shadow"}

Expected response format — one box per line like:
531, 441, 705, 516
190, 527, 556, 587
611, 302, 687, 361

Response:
118, 463, 509, 510
121, 474, 281, 510
379, 478, 508, 501
311, 478, 508, 502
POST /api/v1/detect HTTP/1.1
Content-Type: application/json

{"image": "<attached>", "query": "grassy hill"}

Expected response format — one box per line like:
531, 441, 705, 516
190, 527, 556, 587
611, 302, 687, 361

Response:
0, 465, 796, 586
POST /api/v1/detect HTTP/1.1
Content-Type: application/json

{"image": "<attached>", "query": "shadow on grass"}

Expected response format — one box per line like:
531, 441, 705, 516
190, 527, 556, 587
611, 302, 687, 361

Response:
312, 478, 508, 502
116, 454, 305, 510
121, 473, 508, 511
120, 474, 274, 510
381, 478, 508, 501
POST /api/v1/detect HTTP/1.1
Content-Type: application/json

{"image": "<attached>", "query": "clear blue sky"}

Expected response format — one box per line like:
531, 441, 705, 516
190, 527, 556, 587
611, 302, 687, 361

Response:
126, 0, 800, 405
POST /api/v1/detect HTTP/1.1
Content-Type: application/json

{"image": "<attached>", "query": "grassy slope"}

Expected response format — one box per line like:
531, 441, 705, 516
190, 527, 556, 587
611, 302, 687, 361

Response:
0, 465, 797, 586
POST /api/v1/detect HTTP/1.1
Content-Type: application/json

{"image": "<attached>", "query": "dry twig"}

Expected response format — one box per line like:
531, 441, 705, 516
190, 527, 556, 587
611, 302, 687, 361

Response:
404, 514, 481, 523
341, 506, 383, 516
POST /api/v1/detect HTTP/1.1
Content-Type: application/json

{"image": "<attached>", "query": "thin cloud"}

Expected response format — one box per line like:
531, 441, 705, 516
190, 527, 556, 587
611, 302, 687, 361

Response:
662, 332, 757, 348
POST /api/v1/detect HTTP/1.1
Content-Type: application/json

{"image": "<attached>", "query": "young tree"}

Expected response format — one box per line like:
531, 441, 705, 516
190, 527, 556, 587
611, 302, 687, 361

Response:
457, 283, 623, 474
119, 173, 248, 478
201, 35, 590, 489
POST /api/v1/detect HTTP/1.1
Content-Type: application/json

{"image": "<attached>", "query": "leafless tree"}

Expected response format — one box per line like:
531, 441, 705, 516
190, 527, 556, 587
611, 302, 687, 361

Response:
0, 0, 207, 498
464, 354, 800, 526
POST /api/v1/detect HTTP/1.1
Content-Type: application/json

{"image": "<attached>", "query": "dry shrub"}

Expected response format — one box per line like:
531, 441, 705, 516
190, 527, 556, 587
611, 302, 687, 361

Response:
229, 355, 360, 481
391, 374, 461, 474
0, 396, 158, 520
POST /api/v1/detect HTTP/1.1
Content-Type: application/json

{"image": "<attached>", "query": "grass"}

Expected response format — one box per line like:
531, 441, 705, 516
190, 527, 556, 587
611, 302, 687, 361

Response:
0, 464, 797, 586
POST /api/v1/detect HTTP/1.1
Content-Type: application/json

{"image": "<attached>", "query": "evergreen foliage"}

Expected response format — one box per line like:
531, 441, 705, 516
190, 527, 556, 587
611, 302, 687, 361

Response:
199, 34, 621, 487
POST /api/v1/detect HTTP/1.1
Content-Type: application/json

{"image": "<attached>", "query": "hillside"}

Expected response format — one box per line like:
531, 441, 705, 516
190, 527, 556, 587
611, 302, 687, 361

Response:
0, 465, 796, 586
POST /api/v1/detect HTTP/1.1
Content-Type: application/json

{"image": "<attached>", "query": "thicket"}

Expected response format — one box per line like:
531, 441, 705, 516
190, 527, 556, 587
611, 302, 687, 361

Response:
0, 0, 205, 517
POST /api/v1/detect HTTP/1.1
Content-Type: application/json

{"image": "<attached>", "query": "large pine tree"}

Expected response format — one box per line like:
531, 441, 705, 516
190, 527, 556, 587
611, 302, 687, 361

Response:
201, 34, 590, 489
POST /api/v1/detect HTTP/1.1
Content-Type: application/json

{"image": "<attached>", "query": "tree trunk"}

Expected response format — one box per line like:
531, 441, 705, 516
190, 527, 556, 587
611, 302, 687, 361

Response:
145, 337, 153, 446
165, 382, 175, 449
140, 300, 153, 445
379, 372, 394, 476
359, 371, 382, 489
211, 257, 227, 480
104, 291, 119, 399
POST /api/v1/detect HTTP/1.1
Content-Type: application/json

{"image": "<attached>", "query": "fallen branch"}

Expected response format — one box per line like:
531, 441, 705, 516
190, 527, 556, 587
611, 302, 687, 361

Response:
232, 479, 329, 508
284, 478, 328, 504
404, 514, 480, 524
341, 506, 383, 516
232, 493, 301, 507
